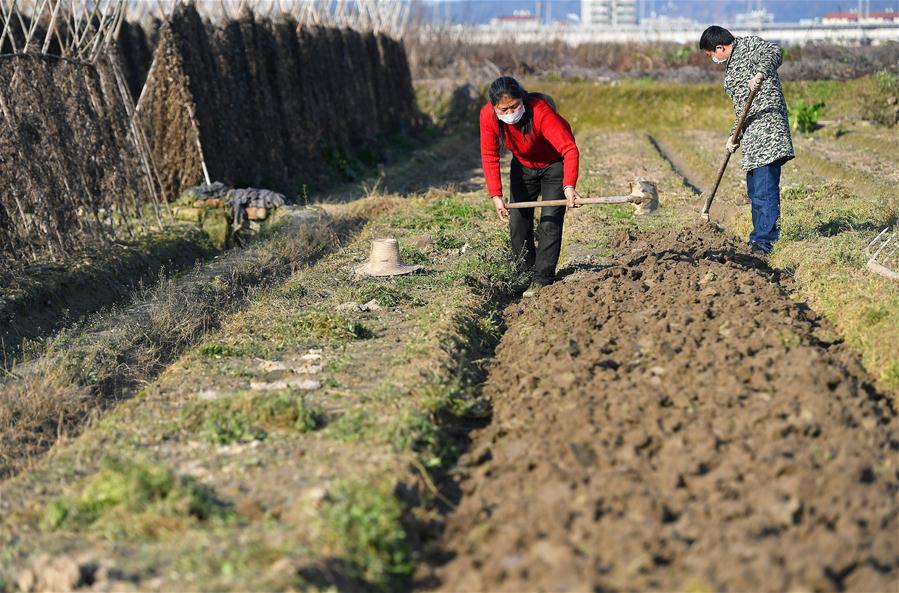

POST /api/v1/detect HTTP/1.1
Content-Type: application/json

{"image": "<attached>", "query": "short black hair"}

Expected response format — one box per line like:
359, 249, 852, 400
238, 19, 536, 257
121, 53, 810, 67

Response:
699, 26, 735, 51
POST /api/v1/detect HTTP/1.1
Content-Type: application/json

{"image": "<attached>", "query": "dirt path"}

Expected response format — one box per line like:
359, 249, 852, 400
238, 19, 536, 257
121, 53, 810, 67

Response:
429, 225, 898, 592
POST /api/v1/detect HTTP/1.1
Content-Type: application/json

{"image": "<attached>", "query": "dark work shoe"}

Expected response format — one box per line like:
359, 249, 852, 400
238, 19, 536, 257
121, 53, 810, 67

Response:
748, 242, 772, 256
522, 281, 545, 298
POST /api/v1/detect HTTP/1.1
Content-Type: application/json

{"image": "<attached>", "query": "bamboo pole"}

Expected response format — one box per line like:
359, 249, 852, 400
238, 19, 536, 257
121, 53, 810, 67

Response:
41, 0, 62, 53
13, 1, 29, 49
0, 75, 15, 123
297, 0, 311, 26
84, 0, 118, 62
71, 0, 94, 56
23, 0, 49, 50
111, 0, 127, 50
132, 33, 163, 115
91, 0, 125, 63
0, 0, 22, 54
69, 0, 82, 54
74, 0, 103, 55
52, 6, 65, 55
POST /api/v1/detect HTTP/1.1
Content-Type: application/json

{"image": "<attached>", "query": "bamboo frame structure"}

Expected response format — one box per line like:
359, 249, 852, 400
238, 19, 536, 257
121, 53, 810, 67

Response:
132, 0, 415, 39
0, 0, 127, 62
0, 0, 159, 272
0, 0, 418, 274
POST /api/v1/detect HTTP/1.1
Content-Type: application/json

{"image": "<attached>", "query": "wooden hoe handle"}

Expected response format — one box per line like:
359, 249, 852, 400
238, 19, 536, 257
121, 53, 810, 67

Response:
505, 195, 633, 209
701, 86, 760, 219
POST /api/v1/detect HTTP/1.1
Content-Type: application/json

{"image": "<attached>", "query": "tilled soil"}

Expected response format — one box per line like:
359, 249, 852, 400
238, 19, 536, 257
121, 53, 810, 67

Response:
431, 226, 899, 592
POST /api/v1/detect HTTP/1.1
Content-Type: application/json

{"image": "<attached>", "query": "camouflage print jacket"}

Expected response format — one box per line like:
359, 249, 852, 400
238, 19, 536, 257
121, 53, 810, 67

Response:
724, 36, 794, 171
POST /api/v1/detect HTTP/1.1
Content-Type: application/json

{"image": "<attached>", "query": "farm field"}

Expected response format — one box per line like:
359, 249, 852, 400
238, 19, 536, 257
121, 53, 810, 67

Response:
2, 71, 898, 593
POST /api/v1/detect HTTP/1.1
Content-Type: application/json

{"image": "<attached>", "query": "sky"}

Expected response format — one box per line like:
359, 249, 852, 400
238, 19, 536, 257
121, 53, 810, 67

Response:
420, 0, 899, 24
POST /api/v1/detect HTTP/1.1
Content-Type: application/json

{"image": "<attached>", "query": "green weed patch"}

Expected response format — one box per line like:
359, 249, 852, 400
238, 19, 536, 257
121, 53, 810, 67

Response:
292, 310, 372, 342
183, 391, 327, 445
199, 342, 250, 358
320, 480, 413, 589
336, 282, 417, 308
391, 376, 490, 471
44, 457, 230, 537
788, 99, 825, 133
444, 245, 523, 297
329, 410, 380, 443
393, 197, 485, 232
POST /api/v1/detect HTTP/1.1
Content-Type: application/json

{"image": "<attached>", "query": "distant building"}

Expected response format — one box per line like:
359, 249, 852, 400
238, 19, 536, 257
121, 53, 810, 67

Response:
733, 8, 775, 28
823, 10, 898, 23
489, 10, 540, 29
639, 15, 699, 30
581, 0, 638, 27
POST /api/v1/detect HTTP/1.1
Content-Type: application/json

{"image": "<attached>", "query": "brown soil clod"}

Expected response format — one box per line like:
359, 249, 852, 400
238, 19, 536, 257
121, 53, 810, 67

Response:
428, 225, 898, 592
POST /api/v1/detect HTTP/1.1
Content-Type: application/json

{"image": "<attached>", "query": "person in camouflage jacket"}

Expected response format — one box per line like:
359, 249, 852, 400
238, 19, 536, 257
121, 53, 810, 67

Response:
700, 26, 794, 255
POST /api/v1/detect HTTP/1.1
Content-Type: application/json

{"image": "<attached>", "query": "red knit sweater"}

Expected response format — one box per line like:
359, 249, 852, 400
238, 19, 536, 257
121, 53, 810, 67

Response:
479, 97, 579, 198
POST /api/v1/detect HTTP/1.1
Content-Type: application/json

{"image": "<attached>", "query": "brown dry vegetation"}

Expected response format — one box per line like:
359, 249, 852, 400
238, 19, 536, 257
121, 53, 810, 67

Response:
0, 54, 155, 274
137, 4, 420, 200
407, 36, 899, 83
1, 4, 422, 286
0, 225, 217, 364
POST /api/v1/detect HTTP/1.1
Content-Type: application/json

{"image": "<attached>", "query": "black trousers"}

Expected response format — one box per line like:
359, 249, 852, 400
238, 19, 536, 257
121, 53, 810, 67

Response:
508, 158, 566, 285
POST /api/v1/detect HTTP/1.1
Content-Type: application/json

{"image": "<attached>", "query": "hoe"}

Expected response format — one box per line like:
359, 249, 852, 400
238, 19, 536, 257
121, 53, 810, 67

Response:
504, 178, 660, 216
701, 86, 760, 221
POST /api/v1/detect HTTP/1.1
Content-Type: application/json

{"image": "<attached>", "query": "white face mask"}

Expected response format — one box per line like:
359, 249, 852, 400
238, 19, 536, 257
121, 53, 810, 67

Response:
496, 103, 525, 125
711, 55, 727, 64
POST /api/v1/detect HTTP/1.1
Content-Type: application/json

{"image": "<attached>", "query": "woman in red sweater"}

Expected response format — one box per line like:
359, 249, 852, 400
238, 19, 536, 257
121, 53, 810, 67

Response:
480, 76, 581, 297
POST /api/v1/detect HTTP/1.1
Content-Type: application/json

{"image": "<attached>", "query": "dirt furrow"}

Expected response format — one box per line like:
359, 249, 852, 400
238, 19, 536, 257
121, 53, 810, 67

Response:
430, 225, 898, 592
647, 134, 704, 197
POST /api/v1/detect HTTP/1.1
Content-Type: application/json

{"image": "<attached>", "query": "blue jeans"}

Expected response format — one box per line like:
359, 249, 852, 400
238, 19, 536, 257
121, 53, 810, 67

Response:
746, 158, 785, 253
